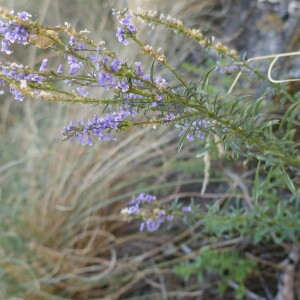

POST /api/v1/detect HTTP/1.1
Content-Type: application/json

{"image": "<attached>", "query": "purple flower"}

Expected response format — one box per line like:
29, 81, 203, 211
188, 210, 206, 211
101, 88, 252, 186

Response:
182, 206, 192, 213
120, 15, 131, 25
215, 62, 240, 74
128, 204, 140, 215
17, 12, 32, 20
116, 26, 128, 45
1, 40, 12, 54
135, 62, 143, 76
157, 95, 164, 101
128, 93, 143, 100
141, 74, 168, 90
97, 72, 115, 90
76, 87, 89, 97
88, 55, 99, 63
114, 12, 137, 45
68, 55, 83, 75
130, 193, 157, 205
139, 222, 145, 231
96, 44, 102, 54
142, 74, 151, 81
139, 210, 168, 232
127, 24, 136, 32
186, 133, 194, 142
27, 73, 44, 83
158, 210, 166, 217
56, 64, 63, 74
140, 219, 164, 232
154, 76, 168, 89
120, 79, 129, 92
69, 36, 86, 51
180, 119, 207, 142
69, 36, 76, 46
39, 59, 48, 72
110, 59, 122, 72
166, 215, 174, 221
164, 114, 175, 122
10, 85, 24, 101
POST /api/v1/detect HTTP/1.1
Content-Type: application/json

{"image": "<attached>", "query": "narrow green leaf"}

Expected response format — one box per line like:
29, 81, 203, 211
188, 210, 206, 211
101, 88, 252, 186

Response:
184, 82, 197, 96
196, 144, 213, 158
280, 102, 300, 131
201, 67, 215, 92
281, 166, 297, 195
253, 160, 261, 203
259, 119, 280, 131
102, 103, 110, 113
150, 60, 155, 84
178, 129, 189, 152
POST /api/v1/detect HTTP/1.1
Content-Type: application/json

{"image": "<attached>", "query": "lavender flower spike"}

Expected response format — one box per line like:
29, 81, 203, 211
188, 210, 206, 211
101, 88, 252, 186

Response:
62, 110, 133, 145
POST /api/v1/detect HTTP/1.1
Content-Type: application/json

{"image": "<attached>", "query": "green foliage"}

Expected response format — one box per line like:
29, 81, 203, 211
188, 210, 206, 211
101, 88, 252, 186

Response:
203, 201, 300, 244
174, 248, 256, 299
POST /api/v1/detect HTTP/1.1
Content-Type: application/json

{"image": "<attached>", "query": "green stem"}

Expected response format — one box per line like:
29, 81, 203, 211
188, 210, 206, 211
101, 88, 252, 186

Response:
131, 35, 189, 89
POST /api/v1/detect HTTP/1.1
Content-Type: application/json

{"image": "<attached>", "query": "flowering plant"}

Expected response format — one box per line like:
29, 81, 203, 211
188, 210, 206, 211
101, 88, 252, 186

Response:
1, 6, 300, 298
1, 5, 299, 227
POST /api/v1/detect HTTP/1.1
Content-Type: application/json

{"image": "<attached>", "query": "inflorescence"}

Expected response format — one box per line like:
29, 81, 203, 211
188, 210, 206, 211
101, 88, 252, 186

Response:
121, 193, 193, 232
0, 11, 31, 54
62, 108, 136, 145
113, 9, 137, 45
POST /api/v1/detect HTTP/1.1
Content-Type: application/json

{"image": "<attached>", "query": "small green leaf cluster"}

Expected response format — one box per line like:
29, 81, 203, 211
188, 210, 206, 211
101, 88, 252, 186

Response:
174, 248, 256, 299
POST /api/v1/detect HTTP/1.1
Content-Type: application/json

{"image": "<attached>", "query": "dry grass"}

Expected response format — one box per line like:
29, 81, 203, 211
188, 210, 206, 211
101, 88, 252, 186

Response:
0, 124, 205, 299
1, 95, 208, 298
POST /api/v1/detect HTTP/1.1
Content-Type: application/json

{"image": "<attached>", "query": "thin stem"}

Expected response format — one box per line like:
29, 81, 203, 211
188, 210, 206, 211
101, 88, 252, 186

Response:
130, 35, 189, 89
162, 60, 189, 89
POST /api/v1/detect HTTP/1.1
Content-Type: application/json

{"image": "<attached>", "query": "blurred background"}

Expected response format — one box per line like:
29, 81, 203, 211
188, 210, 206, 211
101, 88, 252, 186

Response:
0, 0, 299, 299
